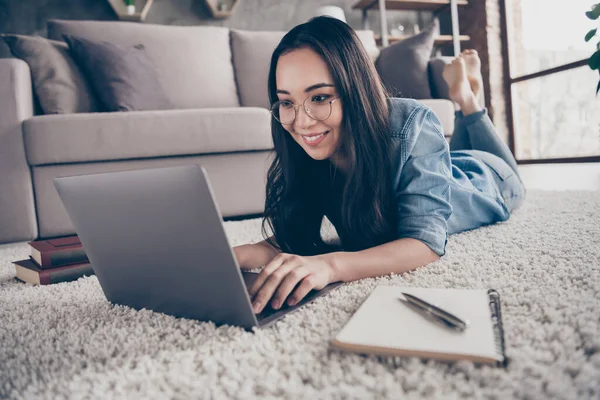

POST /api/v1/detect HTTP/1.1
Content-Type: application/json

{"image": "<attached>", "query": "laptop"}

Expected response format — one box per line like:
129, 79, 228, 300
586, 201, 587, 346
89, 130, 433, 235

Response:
53, 164, 343, 330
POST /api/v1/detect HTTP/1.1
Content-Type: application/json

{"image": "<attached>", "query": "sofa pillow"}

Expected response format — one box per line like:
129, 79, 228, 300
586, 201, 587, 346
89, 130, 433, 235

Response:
375, 19, 440, 99
230, 29, 380, 109
1, 34, 99, 114
428, 57, 451, 100
64, 35, 173, 112
230, 30, 285, 109
48, 20, 240, 109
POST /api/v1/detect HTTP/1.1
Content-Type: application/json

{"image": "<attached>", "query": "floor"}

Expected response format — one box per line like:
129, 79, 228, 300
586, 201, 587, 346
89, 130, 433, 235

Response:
518, 163, 600, 191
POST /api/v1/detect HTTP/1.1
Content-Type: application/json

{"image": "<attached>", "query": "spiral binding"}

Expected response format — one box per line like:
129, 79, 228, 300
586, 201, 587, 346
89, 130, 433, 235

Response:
487, 289, 508, 368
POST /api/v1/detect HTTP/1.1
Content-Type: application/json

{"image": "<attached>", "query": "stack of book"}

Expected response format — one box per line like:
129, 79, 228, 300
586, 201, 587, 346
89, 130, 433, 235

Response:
12, 236, 94, 285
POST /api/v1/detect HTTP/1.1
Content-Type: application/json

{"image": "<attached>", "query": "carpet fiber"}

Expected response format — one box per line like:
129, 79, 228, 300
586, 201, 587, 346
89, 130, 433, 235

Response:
1, 190, 599, 399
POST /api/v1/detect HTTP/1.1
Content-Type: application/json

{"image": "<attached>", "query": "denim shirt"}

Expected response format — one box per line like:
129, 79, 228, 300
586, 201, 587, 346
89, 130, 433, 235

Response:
389, 98, 510, 256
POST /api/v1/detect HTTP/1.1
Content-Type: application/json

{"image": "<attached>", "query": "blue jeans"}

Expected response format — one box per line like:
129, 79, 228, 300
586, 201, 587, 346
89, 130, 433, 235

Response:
450, 109, 526, 212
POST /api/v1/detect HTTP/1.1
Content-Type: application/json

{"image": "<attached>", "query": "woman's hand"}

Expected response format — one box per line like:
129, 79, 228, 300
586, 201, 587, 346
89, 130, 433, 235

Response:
233, 239, 281, 271
247, 253, 334, 314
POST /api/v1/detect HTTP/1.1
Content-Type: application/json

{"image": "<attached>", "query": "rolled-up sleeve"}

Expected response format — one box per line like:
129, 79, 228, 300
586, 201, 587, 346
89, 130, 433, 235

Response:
393, 107, 453, 256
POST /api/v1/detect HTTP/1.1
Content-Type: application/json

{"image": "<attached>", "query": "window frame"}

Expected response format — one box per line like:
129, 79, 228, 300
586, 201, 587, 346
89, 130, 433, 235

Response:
499, 0, 600, 164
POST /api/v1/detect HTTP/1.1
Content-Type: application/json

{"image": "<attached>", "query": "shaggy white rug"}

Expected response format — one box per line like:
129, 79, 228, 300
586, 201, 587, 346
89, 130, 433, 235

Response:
1, 190, 599, 400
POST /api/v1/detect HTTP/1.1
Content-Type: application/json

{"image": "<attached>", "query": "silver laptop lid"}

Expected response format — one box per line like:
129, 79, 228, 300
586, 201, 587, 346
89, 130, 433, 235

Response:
54, 165, 259, 329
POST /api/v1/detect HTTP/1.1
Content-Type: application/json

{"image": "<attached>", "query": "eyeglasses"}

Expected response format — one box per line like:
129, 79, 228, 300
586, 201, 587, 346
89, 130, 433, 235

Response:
270, 94, 340, 125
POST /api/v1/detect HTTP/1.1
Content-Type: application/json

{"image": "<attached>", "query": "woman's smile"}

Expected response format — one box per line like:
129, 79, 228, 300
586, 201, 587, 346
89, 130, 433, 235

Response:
300, 131, 330, 146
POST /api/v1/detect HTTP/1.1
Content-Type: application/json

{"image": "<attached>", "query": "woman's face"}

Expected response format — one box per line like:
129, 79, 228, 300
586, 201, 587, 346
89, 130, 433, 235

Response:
275, 47, 344, 166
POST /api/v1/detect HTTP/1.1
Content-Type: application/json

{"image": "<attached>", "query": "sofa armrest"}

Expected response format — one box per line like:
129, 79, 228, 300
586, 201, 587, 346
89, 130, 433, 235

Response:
0, 59, 37, 243
418, 99, 455, 137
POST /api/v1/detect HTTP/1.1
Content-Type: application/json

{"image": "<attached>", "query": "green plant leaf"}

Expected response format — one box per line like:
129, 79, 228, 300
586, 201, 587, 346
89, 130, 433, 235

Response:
586, 3, 600, 19
596, 78, 600, 95
590, 50, 600, 70
586, 29, 598, 41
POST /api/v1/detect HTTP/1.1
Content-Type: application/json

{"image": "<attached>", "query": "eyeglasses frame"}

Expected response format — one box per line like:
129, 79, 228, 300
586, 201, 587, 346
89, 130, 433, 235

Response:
270, 95, 341, 125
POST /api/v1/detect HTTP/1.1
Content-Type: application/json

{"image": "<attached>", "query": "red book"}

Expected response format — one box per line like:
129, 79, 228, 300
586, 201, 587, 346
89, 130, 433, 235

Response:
13, 259, 94, 285
28, 236, 89, 269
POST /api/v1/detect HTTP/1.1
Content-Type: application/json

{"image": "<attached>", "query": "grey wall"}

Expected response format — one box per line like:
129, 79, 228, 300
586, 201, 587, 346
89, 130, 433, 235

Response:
0, 0, 437, 57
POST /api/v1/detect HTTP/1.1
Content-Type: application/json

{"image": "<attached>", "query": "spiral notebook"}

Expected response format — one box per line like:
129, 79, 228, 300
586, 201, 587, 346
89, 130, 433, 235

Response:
330, 286, 507, 366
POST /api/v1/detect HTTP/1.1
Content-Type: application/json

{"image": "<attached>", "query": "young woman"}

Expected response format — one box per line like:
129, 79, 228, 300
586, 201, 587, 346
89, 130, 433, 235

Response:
233, 16, 526, 314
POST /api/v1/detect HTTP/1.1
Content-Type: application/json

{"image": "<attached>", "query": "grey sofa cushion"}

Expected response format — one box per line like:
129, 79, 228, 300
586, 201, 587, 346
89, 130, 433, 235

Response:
231, 29, 380, 109
64, 35, 172, 112
1, 34, 99, 114
48, 20, 239, 109
231, 30, 285, 109
23, 108, 273, 166
375, 19, 440, 99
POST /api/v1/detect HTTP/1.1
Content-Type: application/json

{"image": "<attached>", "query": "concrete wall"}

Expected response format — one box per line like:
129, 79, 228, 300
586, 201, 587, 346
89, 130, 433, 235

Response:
0, 0, 435, 57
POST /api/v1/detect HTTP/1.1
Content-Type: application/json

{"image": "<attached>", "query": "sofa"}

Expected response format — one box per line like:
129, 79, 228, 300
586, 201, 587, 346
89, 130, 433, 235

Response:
0, 19, 457, 244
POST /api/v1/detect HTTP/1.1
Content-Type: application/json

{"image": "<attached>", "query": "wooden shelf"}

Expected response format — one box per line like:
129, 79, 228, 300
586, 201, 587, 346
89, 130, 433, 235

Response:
203, 0, 239, 19
106, 0, 153, 21
353, 0, 467, 12
374, 34, 470, 46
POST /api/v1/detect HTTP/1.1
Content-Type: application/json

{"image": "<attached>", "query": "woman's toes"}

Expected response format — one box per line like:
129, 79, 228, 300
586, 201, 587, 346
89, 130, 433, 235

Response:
442, 56, 474, 106
452, 56, 465, 66
461, 50, 483, 99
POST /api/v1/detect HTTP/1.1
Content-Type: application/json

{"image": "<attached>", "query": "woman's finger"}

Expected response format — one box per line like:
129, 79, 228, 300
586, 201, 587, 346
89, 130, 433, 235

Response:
287, 275, 319, 307
270, 267, 310, 309
251, 260, 299, 313
248, 253, 287, 297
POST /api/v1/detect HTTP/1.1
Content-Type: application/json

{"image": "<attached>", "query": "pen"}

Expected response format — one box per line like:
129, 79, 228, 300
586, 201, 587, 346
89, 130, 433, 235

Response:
399, 292, 469, 332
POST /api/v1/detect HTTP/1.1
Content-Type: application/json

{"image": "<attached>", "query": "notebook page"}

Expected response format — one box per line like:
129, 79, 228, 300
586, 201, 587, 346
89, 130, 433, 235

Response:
333, 286, 501, 361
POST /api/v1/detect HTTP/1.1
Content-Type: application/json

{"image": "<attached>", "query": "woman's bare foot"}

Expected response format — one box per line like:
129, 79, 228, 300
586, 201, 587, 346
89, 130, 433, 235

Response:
443, 56, 475, 105
442, 55, 482, 115
461, 49, 483, 100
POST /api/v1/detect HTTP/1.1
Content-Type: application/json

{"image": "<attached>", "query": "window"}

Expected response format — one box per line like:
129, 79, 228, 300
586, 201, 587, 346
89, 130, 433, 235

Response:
504, 0, 600, 162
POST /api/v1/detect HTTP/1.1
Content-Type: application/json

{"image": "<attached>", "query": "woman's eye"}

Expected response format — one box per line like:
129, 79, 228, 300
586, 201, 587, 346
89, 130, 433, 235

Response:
280, 101, 294, 108
312, 95, 330, 103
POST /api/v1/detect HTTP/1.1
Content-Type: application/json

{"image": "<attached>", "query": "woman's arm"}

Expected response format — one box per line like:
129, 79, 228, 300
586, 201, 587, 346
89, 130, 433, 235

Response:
324, 237, 440, 283
233, 236, 281, 270
246, 237, 440, 313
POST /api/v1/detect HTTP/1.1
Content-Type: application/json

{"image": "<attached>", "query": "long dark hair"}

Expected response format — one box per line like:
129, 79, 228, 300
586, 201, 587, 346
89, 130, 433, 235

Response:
262, 16, 398, 255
